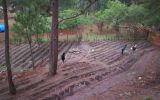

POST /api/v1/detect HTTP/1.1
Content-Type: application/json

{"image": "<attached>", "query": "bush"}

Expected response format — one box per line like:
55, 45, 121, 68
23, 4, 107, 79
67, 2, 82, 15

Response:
126, 4, 146, 24
11, 6, 49, 44
11, 34, 23, 45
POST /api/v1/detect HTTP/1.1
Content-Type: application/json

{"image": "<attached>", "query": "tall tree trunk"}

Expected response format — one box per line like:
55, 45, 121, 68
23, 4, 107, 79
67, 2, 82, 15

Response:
49, 0, 59, 76
2, 0, 16, 95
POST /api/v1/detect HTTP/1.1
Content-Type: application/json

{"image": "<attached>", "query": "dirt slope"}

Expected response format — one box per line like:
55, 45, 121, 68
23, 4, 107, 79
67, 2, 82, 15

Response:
0, 41, 160, 100
65, 49, 160, 100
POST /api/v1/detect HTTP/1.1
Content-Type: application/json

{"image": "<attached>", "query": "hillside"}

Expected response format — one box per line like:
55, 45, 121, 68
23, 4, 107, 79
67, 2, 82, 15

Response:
0, 41, 160, 100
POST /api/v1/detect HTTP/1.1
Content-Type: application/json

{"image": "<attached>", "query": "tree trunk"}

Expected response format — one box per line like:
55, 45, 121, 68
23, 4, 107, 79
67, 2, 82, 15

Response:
29, 41, 35, 70
2, 0, 16, 95
26, 34, 35, 70
49, 0, 59, 76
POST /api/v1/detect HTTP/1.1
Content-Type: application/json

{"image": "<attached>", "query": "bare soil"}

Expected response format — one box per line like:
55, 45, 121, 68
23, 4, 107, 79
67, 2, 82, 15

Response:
0, 41, 160, 100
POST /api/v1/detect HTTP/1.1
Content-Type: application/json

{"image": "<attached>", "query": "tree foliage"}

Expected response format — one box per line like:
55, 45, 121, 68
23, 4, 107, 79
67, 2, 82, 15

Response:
12, 6, 49, 43
12, 5, 49, 69
59, 9, 93, 30
104, 0, 128, 25
142, 0, 160, 28
125, 4, 146, 24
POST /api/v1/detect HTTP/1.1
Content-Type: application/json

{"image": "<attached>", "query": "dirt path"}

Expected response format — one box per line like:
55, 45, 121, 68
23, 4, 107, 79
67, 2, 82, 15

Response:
0, 41, 160, 100
65, 50, 160, 100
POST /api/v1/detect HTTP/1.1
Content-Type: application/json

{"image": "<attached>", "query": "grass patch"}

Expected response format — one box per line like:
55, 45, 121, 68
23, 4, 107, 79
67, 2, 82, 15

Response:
59, 33, 118, 42
58, 32, 147, 42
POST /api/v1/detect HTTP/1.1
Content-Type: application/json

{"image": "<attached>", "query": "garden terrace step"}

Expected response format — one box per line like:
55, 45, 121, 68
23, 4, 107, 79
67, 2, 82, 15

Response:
103, 54, 122, 65
40, 52, 143, 100
87, 43, 124, 61
90, 41, 126, 53
0, 45, 20, 59
10, 44, 29, 58
17, 44, 49, 69
10, 44, 38, 64
32, 67, 105, 99
99, 53, 120, 62
24, 42, 67, 69
88, 41, 107, 47
89, 51, 117, 62
87, 46, 119, 60
17, 43, 64, 69
91, 42, 119, 50
11, 44, 39, 68
11, 44, 28, 55
91, 42, 112, 49
0, 45, 22, 63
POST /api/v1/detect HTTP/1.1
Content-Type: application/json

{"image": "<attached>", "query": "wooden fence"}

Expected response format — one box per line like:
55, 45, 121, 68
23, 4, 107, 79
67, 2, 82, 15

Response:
148, 30, 160, 47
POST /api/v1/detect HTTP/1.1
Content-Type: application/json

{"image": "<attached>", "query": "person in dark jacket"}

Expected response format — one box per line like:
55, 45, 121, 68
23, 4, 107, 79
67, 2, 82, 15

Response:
121, 44, 127, 56
61, 52, 66, 63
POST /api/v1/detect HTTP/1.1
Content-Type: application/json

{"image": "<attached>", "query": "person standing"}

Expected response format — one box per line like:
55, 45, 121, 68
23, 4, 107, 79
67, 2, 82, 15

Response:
121, 44, 127, 56
131, 44, 137, 52
61, 52, 66, 63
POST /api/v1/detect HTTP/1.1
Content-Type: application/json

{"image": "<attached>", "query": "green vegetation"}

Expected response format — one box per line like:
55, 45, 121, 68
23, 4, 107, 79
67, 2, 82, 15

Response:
11, 4, 49, 69
11, 8, 48, 44
33, 38, 49, 43
57, 0, 160, 34
59, 9, 93, 30
0, 65, 6, 72
58, 32, 145, 42
1, 0, 159, 43
143, 96, 153, 100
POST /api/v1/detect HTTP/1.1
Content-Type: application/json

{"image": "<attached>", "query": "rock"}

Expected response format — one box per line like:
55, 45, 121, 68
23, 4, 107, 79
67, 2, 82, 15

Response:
91, 49, 94, 52
138, 77, 142, 80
